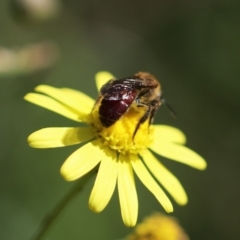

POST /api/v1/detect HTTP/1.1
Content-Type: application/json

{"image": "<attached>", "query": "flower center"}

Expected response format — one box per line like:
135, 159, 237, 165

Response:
91, 102, 154, 154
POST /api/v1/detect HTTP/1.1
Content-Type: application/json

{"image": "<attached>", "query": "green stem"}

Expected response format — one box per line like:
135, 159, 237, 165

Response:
30, 170, 95, 240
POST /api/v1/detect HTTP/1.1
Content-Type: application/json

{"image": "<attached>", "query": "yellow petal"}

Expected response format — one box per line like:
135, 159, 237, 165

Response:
95, 71, 115, 92
24, 93, 82, 122
131, 154, 173, 212
28, 127, 94, 148
141, 150, 188, 205
35, 85, 93, 120
150, 142, 207, 170
61, 88, 95, 110
60, 139, 104, 181
118, 154, 138, 227
89, 148, 117, 212
153, 125, 186, 145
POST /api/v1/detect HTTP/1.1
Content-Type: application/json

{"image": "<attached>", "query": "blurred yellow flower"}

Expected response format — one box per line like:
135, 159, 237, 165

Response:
126, 212, 189, 240
24, 71, 206, 227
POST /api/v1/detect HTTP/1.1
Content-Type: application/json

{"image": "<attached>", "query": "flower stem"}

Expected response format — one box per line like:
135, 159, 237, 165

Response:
30, 170, 96, 240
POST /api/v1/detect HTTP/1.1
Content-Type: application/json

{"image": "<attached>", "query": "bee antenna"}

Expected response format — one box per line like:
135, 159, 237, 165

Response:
161, 98, 177, 118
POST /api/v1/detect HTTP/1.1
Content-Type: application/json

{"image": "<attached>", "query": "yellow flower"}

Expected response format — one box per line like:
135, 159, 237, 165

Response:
126, 212, 189, 240
24, 71, 207, 227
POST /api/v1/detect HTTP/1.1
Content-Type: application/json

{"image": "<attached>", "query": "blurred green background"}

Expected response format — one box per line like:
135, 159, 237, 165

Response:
1, 0, 240, 239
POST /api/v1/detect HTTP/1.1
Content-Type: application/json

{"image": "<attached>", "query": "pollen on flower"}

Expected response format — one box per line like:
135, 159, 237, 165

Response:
91, 101, 154, 154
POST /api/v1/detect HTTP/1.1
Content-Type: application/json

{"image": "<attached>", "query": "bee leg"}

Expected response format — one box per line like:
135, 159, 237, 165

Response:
148, 105, 158, 127
132, 104, 151, 141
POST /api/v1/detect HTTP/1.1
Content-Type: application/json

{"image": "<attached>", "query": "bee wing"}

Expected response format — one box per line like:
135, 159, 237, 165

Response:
103, 88, 136, 101
100, 79, 136, 101
100, 76, 158, 101
112, 78, 145, 88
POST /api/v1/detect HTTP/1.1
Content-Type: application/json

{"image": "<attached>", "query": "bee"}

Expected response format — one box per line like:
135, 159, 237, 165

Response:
97, 72, 167, 138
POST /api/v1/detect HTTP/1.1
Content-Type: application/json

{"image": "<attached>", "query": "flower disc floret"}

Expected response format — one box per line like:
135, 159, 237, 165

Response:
91, 101, 154, 154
